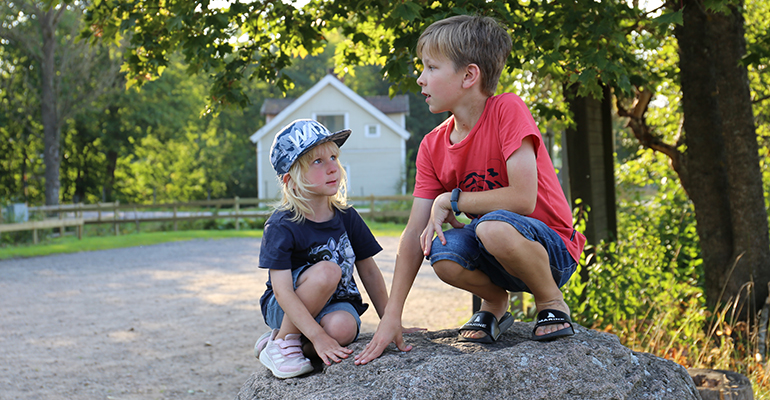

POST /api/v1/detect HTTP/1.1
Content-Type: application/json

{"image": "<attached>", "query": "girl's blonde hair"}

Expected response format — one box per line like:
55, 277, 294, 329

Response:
277, 141, 349, 222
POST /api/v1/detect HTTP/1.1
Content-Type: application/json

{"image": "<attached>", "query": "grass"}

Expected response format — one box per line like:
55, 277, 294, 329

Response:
0, 219, 406, 260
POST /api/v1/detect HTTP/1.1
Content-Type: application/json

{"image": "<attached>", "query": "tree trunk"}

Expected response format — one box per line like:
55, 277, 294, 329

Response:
40, 8, 60, 206
104, 149, 118, 202
675, 1, 770, 311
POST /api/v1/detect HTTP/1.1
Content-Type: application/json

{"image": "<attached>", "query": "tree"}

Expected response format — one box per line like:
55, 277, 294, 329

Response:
616, 0, 770, 311
82, 0, 769, 311
0, 1, 121, 205
0, 43, 45, 204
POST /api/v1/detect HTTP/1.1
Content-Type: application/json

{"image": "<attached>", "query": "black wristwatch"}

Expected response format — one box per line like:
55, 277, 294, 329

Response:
451, 188, 462, 216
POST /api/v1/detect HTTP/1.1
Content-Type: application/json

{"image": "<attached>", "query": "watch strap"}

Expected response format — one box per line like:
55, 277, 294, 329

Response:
451, 188, 462, 216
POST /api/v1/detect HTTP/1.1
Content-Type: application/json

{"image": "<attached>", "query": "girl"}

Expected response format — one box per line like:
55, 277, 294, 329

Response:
254, 119, 390, 379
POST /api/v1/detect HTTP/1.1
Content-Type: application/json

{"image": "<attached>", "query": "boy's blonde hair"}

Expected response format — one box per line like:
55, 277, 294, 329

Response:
277, 141, 349, 222
417, 15, 512, 96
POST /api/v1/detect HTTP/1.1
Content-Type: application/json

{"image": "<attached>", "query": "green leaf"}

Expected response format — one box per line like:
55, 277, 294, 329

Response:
651, 10, 683, 27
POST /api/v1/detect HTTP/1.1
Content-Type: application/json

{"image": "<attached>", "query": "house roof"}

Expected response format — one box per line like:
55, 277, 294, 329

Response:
250, 74, 411, 143
261, 94, 409, 116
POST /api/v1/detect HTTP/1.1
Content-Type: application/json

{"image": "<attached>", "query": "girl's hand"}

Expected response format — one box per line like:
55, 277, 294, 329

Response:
312, 333, 353, 366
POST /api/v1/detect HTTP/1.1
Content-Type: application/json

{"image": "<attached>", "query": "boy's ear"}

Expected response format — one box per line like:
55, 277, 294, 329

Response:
282, 174, 291, 185
462, 63, 481, 89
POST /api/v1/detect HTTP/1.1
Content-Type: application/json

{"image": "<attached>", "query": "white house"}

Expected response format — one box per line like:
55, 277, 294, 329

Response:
250, 74, 411, 200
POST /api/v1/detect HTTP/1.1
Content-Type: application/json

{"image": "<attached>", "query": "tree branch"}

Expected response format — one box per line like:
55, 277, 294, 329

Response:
753, 93, 770, 104
616, 88, 683, 173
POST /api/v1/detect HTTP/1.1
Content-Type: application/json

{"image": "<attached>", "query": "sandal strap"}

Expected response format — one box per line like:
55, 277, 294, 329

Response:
534, 309, 572, 328
459, 310, 499, 337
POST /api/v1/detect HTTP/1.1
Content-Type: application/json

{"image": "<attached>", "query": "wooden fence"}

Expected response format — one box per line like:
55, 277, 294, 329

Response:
0, 196, 413, 243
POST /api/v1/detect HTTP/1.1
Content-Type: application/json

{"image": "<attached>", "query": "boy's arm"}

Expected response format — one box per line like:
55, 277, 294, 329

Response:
420, 136, 538, 260
355, 198, 433, 365
270, 268, 353, 365
355, 257, 389, 319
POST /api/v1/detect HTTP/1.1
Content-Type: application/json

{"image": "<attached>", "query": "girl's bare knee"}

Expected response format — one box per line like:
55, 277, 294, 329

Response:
298, 260, 341, 290
320, 312, 357, 345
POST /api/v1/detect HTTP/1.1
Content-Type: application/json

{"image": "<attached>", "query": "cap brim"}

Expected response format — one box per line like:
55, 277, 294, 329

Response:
292, 129, 351, 164
329, 129, 351, 148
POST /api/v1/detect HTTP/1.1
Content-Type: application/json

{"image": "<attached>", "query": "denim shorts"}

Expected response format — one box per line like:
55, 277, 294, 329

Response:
428, 210, 577, 293
263, 266, 361, 341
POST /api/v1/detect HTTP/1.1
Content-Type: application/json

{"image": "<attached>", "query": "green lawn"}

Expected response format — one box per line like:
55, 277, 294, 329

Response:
0, 220, 406, 260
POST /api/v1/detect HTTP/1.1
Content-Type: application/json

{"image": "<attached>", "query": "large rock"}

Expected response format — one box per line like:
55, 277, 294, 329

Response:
237, 322, 701, 400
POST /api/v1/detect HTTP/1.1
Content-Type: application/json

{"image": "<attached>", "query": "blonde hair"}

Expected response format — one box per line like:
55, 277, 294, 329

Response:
417, 15, 512, 96
277, 141, 349, 222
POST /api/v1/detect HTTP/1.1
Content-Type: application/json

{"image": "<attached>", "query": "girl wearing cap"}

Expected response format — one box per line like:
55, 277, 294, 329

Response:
254, 119, 390, 379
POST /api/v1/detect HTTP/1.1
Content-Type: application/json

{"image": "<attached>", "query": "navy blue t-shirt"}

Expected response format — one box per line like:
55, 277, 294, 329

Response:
258, 207, 382, 321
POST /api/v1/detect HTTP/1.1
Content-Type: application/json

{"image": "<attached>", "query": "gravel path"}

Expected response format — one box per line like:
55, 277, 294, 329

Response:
0, 236, 470, 400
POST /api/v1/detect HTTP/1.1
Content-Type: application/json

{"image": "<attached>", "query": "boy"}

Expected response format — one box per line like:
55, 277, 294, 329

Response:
355, 15, 585, 365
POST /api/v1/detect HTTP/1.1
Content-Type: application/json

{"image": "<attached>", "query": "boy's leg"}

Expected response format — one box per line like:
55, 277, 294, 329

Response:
432, 260, 510, 338
475, 220, 570, 337
428, 221, 510, 339
275, 261, 341, 338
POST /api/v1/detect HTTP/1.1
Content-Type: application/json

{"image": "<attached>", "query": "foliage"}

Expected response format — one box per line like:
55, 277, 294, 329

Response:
82, 0, 664, 111
565, 148, 702, 327
0, 45, 45, 205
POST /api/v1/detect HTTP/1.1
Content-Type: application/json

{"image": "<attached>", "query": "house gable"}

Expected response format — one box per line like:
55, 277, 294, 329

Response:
250, 74, 410, 144
251, 74, 413, 199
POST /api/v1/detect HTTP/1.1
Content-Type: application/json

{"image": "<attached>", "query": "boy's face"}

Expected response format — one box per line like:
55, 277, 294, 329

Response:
416, 51, 465, 114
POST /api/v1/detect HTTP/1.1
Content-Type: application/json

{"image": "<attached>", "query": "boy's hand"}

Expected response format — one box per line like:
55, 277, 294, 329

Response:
354, 316, 411, 365
311, 333, 353, 366
420, 192, 465, 256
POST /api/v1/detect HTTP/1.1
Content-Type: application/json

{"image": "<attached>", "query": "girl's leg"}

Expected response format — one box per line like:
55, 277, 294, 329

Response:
319, 310, 358, 345
276, 260, 340, 339
302, 310, 358, 357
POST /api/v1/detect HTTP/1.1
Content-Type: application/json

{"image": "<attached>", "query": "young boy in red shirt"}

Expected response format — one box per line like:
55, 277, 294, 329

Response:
356, 15, 586, 365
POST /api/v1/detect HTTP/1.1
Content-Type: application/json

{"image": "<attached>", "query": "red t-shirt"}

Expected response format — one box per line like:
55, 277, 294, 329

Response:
414, 93, 585, 262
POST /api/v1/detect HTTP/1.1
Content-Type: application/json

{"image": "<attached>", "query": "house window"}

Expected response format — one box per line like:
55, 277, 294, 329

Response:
315, 114, 346, 133
364, 124, 381, 138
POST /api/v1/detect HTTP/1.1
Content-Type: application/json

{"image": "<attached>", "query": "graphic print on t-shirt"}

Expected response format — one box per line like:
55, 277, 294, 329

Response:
306, 232, 360, 300
460, 167, 504, 192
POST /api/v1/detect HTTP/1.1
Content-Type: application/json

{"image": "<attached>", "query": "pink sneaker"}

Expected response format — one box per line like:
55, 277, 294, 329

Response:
254, 329, 275, 358
259, 331, 313, 379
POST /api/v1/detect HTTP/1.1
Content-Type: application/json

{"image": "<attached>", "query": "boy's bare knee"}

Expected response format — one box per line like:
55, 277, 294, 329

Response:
433, 260, 465, 284
476, 221, 521, 256
320, 312, 357, 345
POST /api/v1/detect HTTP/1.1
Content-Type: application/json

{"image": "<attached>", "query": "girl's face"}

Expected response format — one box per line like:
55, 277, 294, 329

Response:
302, 144, 341, 198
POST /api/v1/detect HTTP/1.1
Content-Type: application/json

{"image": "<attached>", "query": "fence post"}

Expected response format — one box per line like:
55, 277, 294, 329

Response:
369, 195, 375, 220
77, 203, 83, 239
114, 200, 120, 236
235, 196, 240, 230
59, 211, 64, 237
97, 202, 102, 222
134, 206, 140, 233
33, 228, 38, 245
173, 205, 178, 231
